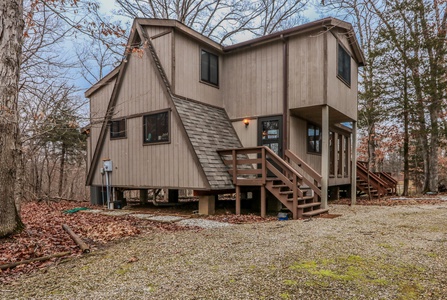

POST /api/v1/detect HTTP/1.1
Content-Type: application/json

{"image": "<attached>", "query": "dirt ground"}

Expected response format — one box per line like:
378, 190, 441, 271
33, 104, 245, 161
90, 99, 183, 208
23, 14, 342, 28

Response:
2, 201, 447, 299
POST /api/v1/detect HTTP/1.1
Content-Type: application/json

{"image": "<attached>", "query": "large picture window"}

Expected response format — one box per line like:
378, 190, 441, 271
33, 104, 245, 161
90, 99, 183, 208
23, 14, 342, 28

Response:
201, 50, 218, 86
307, 123, 321, 154
337, 43, 351, 86
143, 111, 169, 144
110, 119, 126, 139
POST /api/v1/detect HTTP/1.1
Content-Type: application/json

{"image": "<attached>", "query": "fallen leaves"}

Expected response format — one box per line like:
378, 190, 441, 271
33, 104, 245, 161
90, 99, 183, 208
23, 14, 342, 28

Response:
0, 201, 194, 284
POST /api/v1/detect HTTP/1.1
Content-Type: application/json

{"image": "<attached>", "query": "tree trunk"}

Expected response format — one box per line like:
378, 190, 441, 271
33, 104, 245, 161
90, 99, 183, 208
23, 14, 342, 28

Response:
0, 0, 25, 237
58, 142, 66, 197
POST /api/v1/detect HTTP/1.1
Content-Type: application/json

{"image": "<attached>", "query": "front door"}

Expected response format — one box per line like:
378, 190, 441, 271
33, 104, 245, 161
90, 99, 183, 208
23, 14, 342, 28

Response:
258, 116, 283, 158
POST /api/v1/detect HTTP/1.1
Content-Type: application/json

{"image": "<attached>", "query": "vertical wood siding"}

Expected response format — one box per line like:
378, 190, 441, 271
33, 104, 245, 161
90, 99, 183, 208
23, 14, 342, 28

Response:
90, 52, 207, 189
326, 30, 358, 121
88, 79, 116, 175
145, 26, 172, 84
174, 32, 222, 106
223, 42, 283, 120
288, 33, 325, 109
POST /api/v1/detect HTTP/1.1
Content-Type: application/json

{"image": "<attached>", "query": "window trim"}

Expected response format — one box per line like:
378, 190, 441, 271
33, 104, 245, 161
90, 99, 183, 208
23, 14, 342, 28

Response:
142, 110, 170, 145
337, 43, 351, 87
200, 49, 219, 87
110, 118, 126, 140
307, 123, 321, 155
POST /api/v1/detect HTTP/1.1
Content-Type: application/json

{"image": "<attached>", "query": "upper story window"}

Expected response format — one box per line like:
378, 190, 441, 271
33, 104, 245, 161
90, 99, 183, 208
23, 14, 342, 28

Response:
337, 43, 351, 86
143, 111, 169, 144
201, 50, 219, 86
110, 119, 126, 139
307, 123, 321, 154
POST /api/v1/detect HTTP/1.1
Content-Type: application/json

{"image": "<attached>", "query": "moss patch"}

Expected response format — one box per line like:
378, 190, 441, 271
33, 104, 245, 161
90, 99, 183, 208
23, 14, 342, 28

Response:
287, 254, 431, 298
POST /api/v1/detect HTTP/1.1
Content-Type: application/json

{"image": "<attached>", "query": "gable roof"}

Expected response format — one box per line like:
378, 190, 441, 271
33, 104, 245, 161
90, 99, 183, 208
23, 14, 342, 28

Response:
172, 97, 241, 189
86, 17, 365, 187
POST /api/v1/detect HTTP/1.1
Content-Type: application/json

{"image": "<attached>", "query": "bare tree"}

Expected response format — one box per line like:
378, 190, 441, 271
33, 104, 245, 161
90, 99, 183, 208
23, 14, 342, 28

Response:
115, 0, 309, 44
0, 0, 25, 237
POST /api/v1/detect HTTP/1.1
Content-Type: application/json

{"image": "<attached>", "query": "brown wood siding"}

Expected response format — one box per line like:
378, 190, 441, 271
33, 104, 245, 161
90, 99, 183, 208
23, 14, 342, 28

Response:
174, 32, 222, 106
326, 30, 358, 121
88, 78, 116, 175
145, 26, 172, 85
112, 52, 167, 118
288, 32, 325, 109
232, 119, 258, 147
90, 51, 207, 189
223, 42, 283, 119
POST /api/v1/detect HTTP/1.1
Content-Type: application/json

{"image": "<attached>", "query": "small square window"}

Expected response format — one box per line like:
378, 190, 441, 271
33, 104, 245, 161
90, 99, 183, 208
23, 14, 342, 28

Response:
201, 50, 219, 86
143, 111, 169, 144
307, 123, 321, 154
110, 119, 126, 139
337, 44, 351, 86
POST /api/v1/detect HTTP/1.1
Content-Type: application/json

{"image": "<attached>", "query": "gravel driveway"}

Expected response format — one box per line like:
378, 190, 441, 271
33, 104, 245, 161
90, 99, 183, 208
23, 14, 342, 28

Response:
3, 204, 447, 299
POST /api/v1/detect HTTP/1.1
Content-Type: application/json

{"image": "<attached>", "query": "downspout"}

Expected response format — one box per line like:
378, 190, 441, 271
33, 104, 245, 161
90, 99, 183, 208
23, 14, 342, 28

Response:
281, 34, 289, 158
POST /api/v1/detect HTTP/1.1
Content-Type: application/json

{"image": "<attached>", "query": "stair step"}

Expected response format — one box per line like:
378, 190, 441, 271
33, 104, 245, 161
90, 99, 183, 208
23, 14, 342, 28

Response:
302, 208, 329, 217
287, 196, 314, 202
272, 184, 288, 188
298, 202, 321, 209
279, 191, 294, 195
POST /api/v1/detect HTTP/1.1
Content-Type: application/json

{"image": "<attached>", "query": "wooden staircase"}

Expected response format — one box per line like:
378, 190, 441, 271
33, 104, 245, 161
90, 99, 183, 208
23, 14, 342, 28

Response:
356, 161, 397, 198
217, 147, 328, 219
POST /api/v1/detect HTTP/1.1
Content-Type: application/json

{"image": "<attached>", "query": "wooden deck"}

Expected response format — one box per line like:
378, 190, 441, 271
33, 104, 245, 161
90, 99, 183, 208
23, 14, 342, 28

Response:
218, 146, 327, 219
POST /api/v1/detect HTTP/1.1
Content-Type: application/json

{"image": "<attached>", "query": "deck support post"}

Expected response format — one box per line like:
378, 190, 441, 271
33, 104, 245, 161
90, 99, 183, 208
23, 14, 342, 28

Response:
321, 105, 329, 209
199, 195, 215, 215
168, 189, 179, 203
139, 189, 148, 205
235, 185, 241, 215
351, 121, 357, 205
260, 185, 266, 217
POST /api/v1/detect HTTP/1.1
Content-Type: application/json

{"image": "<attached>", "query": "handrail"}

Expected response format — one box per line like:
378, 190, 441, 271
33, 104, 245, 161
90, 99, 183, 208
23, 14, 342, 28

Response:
357, 162, 389, 188
356, 162, 388, 195
284, 149, 321, 197
285, 150, 322, 182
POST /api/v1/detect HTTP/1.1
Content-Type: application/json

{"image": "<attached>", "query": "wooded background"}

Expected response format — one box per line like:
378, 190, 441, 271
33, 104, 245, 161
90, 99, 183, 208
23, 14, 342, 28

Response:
1, 0, 446, 236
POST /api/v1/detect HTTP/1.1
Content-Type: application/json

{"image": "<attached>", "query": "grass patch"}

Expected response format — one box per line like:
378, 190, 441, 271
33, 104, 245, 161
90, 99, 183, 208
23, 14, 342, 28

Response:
287, 254, 430, 298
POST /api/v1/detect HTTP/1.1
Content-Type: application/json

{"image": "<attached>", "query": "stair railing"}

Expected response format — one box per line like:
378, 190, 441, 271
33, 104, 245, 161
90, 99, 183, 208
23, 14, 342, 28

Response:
218, 147, 305, 217
356, 162, 389, 196
284, 150, 322, 201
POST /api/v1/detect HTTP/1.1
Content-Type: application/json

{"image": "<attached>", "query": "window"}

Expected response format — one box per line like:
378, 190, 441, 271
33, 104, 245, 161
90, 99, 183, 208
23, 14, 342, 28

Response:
307, 123, 321, 154
143, 111, 169, 144
110, 119, 126, 139
201, 50, 218, 86
337, 43, 351, 86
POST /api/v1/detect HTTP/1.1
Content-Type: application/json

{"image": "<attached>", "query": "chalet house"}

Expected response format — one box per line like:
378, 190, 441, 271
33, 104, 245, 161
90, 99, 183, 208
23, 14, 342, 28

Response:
85, 17, 365, 219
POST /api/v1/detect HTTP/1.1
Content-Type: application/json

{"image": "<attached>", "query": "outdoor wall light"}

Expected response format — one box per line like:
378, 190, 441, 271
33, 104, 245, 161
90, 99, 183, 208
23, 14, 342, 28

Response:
243, 118, 250, 127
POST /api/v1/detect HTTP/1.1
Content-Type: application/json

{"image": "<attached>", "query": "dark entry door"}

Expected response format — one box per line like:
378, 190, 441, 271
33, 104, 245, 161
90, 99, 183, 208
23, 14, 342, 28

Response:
258, 116, 283, 158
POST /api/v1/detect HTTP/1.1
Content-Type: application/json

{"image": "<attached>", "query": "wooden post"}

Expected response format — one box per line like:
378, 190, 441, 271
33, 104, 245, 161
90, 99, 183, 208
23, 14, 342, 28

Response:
260, 185, 266, 217
198, 195, 215, 215
139, 189, 148, 205
235, 185, 241, 215
321, 105, 329, 209
261, 147, 266, 184
232, 149, 237, 185
351, 121, 357, 205
292, 174, 298, 219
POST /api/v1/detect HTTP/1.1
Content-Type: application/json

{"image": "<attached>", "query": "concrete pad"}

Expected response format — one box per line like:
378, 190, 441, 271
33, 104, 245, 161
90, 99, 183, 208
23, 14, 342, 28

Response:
177, 219, 232, 229
131, 214, 156, 220
147, 216, 184, 223
100, 211, 132, 216
80, 209, 103, 214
